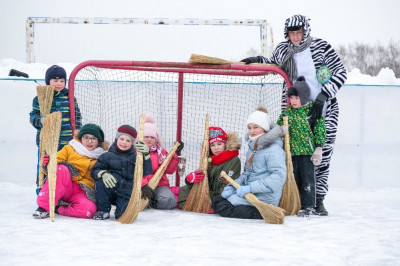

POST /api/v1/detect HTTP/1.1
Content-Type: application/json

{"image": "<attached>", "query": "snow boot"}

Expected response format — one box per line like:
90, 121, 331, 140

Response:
92, 211, 110, 220
314, 198, 328, 216
297, 207, 316, 217
33, 207, 49, 219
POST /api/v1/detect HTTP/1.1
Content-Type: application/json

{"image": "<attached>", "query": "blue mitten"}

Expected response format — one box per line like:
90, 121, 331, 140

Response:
236, 185, 252, 198
221, 185, 235, 199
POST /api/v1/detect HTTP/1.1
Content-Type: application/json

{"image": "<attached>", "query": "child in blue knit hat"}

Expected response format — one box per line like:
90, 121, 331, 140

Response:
29, 65, 82, 194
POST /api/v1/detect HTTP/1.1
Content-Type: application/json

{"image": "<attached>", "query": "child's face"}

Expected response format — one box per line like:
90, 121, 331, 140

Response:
117, 135, 133, 151
143, 136, 157, 148
210, 141, 226, 156
247, 123, 265, 137
289, 95, 301, 109
49, 78, 66, 92
81, 134, 99, 151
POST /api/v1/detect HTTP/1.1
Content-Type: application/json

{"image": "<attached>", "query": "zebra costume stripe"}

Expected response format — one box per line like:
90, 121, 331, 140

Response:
258, 15, 347, 199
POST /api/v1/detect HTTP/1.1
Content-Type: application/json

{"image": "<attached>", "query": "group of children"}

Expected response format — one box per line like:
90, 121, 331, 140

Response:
31, 64, 326, 220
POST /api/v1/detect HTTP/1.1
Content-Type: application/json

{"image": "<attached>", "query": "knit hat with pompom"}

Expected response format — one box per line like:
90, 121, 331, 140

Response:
143, 114, 165, 147
246, 105, 271, 132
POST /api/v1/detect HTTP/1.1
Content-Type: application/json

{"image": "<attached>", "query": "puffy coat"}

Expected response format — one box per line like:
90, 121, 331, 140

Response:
141, 148, 179, 188
227, 126, 286, 207
91, 142, 153, 198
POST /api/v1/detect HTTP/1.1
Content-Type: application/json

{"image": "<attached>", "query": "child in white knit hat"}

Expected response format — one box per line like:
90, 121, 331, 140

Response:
213, 106, 287, 219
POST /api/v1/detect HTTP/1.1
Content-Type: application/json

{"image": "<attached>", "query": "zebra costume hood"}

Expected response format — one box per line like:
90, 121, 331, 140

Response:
284, 14, 311, 44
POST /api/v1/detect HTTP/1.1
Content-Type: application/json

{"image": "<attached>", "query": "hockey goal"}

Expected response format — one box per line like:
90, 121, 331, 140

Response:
68, 60, 291, 186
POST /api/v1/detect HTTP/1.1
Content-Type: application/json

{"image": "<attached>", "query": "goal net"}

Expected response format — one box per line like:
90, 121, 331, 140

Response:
69, 60, 291, 187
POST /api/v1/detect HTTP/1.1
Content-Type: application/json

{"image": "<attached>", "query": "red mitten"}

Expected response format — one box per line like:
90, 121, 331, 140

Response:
186, 170, 205, 184
42, 155, 50, 167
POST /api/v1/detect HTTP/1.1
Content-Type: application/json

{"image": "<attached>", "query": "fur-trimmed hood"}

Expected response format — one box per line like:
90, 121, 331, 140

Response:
245, 123, 285, 150
225, 131, 241, 151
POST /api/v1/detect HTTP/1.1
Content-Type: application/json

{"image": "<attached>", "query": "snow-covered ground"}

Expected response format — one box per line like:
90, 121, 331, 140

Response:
1, 59, 400, 265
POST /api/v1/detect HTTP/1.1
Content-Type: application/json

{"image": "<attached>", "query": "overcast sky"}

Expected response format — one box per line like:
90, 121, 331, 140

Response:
1, 0, 399, 62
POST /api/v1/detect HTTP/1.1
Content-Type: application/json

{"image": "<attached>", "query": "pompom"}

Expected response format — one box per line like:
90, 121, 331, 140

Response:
297, 76, 306, 82
256, 105, 268, 114
145, 114, 156, 124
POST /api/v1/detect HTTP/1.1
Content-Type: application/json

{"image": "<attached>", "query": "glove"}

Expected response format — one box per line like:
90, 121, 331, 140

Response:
175, 141, 184, 154
42, 154, 50, 167
308, 92, 328, 130
236, 185, 252, 198
33, 116, 45, 129
186, 170, 205, 184
221, 185, 235, 199
141, 184, 155, 200
98, 170, 118, 188
281, 125, 288, 135
135, 140, 150, 160
240, 56, 261, 65
311, 147, 323, 166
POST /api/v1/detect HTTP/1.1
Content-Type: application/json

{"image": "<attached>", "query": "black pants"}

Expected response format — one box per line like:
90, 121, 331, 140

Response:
292, 155, 316, 208
212, 196, 262, 219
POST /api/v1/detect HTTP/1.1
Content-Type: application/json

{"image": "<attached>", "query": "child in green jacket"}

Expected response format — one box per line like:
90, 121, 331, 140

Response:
178, 126, 241, 213
277, 76, 326, 216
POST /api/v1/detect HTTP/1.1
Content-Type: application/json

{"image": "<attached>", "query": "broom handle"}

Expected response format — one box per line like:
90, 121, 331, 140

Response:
221, 171, 242, 190
283, 116, 293, 164
148, 142, 181, 189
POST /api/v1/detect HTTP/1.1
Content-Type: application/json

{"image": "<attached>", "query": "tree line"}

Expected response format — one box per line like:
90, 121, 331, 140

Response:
335, 40, 400, 78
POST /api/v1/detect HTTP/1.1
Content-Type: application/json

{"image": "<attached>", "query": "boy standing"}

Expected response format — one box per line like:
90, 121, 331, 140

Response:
29, 65, 82, 193
277, 77, 326, 216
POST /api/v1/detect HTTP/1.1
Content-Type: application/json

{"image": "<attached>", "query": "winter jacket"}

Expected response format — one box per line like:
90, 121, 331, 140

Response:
91, 142, 153, 198
179, 131, 241, 205
30, 88, 82, 151
227, 126, 286, 207
277, 103, 326, 155
57, 141, 104, 190
141, 147, 179, 188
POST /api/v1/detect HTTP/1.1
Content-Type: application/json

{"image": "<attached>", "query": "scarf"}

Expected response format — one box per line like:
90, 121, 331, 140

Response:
150, 143, 166, 164
210, 150, 239, 165
282, 35, 313, 82
69, 139, 105, 159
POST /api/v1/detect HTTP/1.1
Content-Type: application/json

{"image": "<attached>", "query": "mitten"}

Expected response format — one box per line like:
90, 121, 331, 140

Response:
135, 140, 150, 160
33, 117, 45, 129
281, 125, 288, 135
185, 170, 205, 183
236, 185, 252, 198
175, 141, 184, 154
42, 154, 50, 167
221, 185, 235, 199
141, 184, 155, 200
98, 170, 117, 188
240, 56, 261, 65
311, 147, 323, 166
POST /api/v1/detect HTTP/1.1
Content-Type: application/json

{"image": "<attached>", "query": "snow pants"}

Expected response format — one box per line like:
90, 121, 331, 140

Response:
150, 186, 177, 210
212, 196, 262, 219
37, 165, 96, 219
292, 155, 315, 208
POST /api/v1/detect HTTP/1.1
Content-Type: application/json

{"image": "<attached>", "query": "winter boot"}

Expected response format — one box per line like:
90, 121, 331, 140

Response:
297, 207, 316, 217
92, 211, 110, 220
33, 207, 49, 219
314, 198, 328, 216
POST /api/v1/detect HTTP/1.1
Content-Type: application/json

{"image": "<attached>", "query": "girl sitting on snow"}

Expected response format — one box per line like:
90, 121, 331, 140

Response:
212, 106, 287, 219
33, 123, 108, 219
178, 126, 241, 213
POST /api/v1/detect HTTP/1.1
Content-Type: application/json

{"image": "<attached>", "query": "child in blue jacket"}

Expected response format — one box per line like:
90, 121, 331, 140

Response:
29, 65, 82, 193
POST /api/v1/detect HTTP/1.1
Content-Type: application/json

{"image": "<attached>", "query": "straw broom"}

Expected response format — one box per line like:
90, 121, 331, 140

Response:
220, 171, 285, 224
189, 54, 279, 66
138, 141, 181, 211
279, 116, 301, 215
182, 114, 211, 213
117, 114, 145, 224
37, 85, 54, 188
41, 111, 62, 222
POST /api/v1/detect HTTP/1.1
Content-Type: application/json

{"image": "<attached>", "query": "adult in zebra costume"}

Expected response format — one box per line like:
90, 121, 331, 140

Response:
241, 14, 347, 215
